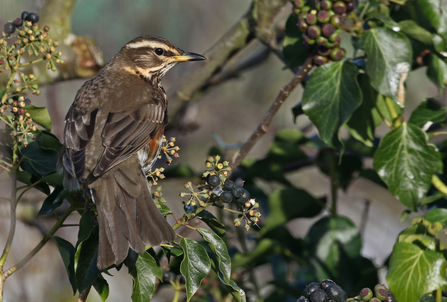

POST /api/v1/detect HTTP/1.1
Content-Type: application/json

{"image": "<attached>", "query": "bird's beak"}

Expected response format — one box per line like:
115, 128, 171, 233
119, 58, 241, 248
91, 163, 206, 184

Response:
165, 52, 206, 63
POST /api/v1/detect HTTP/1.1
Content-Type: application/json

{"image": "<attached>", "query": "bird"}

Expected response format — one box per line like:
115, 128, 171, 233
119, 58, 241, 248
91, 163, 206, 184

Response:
58, 35, 206, 269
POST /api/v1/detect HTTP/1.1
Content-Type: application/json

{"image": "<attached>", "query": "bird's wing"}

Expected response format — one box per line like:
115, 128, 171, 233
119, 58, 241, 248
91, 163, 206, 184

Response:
91, 103, 166, 178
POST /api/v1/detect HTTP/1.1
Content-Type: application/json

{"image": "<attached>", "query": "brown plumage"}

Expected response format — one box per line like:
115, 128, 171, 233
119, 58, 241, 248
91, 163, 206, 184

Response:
58, 35, 206, 269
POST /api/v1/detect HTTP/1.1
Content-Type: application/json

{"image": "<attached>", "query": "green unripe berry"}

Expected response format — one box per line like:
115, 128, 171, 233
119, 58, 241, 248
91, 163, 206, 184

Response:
294, 0, 305, 8
301, 5, 311, 13
328, 32, 340, 43
306, 13, 317, 25
374, 285, 388, 301
329, 47, 344, 61
317, 10, 330, 23
316, 36, 329, 46
330, 15, 343, 27
370, 298, 381, 302
360, 288, 373, 301
307, 25, 321, 39
321, 0, 332, 10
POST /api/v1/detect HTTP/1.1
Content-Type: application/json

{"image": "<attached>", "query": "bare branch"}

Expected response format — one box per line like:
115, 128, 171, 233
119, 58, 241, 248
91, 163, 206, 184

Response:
230, 57, 314, 169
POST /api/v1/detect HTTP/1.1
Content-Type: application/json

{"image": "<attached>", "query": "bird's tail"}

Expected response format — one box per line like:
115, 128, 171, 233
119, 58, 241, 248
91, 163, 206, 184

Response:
90, 163, 176, 270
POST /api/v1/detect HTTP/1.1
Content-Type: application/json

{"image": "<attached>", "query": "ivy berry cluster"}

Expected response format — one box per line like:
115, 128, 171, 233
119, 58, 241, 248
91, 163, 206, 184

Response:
298, 279, 347, 302
290, 0, 353, 66
354, 284, 394, 302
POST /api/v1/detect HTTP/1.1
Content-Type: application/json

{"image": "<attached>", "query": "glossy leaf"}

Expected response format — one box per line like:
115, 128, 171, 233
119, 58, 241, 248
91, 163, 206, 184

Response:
373, 123, 441, 211
398, 20, 434, 45
346, 74, 379, 147
131, 252, 162, 302
359, 27, 412, 102
37, 186, 65, 216
417, 0, 447, 43
158, 204, 172, 217
93, 275, 109, 302
24, 104, 52, 131
302, 61, 362, 147
283, 14, 308, 69
427, 54, 447, 88
20, 138, 59, 177
54, 236, 77, 294
425, 208, 447, 225
409, 99, 447, 128
262, 187, 326, 233
197, 210, 226, 237
198, 228, 231, 281
179, 238, 211, 301
387, 242, 447, 302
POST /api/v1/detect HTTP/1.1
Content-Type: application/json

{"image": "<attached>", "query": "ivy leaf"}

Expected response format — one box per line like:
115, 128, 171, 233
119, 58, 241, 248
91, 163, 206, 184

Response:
197, 210, 226, 237
262, 187, 326, 234
427, 54, 447, 88
54, 236, 77, 294
417, 0, 447, 44
37, 186, 67, 216
387, 242, 447, 302
359, 27, 412, 102
158, 204, 172, 217
425, 208, 447, 225
198, 228, 231, 281
409, 99, 447, 128
24, 105, 52, 131
93, 275, 110, 302
179, 238, 211, 301
20, 137, 59, 177
398, 20, 434, 45
302, 61, 362, 147
374, 123, 441, 211
345, 74, 379, 147
130, 252, 162, 302
283, 14, 308, 69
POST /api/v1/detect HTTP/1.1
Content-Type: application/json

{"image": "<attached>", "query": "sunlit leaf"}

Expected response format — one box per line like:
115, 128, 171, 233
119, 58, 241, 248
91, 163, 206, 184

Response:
131, 252, 162, 302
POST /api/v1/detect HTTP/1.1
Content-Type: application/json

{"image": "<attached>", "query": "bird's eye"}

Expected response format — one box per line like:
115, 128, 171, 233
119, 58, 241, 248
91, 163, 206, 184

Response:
155, 48, 164, 56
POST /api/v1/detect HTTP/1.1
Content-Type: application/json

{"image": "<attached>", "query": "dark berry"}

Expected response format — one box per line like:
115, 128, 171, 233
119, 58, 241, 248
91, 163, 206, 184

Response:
298, 18, 309, 32
3, 22, 15, 35
306, 14, 317, 25
232, 186, 244, 198
237, 189, 250, 203
360, 288, 373, 301
43, 25, 50, 32
310, 289, 328, 302
307, 25, 321, 39
331, 15, 343, 27
313, 55, 329, 66
208, 175, 220, 187
325, 284, 347, 302
321, 0, 332, 10
25, 13, 39, 24
223, 180, 235, 191
316, 36, 328, 46
318, 46, 331, 56
234, 178, 244, 187
321, 23, 335, 37
333, 1, 347, 14
220, 191, 233, 203
18, 109, 25, 115
13, 18, 23, 27
329, 47, 344, 61
317, 10, 330, 23
346, 0, 356, 12
297, 296, 309, 302
21, 11, 29, 22
24, 98, 31, 106
320, 279, 336, 290
184, 204, 197, 214
304, 282, 321, 298
163, 271, 176, 282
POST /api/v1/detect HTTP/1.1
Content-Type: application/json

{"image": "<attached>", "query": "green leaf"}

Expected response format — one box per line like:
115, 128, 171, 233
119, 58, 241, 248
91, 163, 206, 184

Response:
292, 102, 304, 122
24, 104, 52, 131
158, 204, 172, 217
425, 208, 447, 225
427, 54, 447, 88
419, 295, 447, 302
130, 252, 162, 302
54, 236, 77, 294
359, 27, 412, 102
302, 61, 362, 147
262, 187, 326, 234
398, 20, 434, 45
20, 137, 59, 177
75, 223, 101, 292
197, 210, 226, 237
400, 234, 438, 250
283, 14, 308, 69
0, 88, 6, 100
387, 242, 447, 302
93, 275, 109, 302
417, 0, 447, 43
373, 123, 441, 211
421, 191, 447, 206
409, 99, 447, 128
346, 74, 378, 147
198, 228, 231, 281
179, 238, 211, 301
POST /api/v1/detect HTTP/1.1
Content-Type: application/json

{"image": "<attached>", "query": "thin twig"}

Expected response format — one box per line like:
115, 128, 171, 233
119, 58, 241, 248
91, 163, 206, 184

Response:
230, 57, 314, 169
359, 200, 371, 238
0, 172, 17, 270
77, 285, 92, 302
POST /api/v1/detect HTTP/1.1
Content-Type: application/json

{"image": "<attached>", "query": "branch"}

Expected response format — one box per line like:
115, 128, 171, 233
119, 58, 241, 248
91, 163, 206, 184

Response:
230, 56, 314, 169
0, 172, 17, 270
168, 0, 289, 122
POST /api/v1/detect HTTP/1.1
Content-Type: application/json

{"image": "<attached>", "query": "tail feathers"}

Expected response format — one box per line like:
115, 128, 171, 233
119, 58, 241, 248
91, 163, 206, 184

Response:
92, 167, 175, 270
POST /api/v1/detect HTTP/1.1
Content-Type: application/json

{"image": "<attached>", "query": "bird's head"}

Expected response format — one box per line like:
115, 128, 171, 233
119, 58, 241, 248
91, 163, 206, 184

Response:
114, 35, 206, 82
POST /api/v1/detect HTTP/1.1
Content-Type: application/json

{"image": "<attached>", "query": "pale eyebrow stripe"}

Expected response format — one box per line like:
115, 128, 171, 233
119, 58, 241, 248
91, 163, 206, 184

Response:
126, 40, 164, 49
